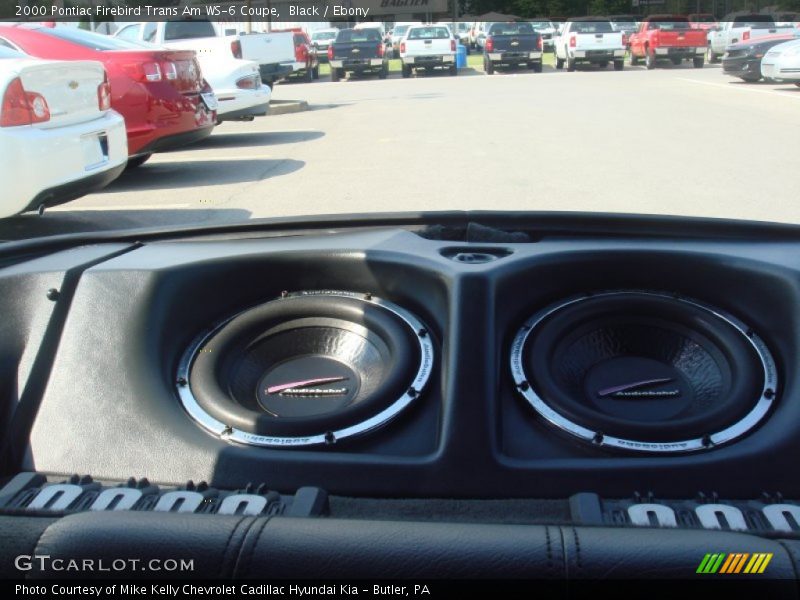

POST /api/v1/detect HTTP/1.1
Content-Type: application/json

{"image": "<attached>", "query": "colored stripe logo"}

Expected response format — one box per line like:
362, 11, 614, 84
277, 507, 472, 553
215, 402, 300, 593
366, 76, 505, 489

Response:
697, 553, 773, 574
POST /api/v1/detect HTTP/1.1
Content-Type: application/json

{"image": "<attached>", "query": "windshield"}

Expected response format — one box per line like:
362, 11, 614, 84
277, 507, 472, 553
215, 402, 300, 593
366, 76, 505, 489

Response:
488, 23, 535, 35
407, 27, 450, 40
312, 31, 337, 41
336, 29, 382, 43
649, 20, 691, 31
1, 7, 799, 244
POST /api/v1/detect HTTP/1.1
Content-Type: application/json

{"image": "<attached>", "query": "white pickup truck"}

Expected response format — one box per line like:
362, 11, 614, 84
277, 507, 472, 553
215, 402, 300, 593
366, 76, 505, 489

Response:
399, 24, 457, 77
554, 18, 626, 71
114, 20, 295, 88
707, 14, 794, 63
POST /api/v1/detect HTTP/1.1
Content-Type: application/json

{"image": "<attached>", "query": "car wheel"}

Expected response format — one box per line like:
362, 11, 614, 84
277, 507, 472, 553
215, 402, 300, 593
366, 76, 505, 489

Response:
484, 58, 494, 75
645, 48, 656, 70
707, 47, 719, 64
693, 56, 705, 69
125, 154, 152, 170
304, 67, 313, 82
532, 61, 542, 73
401, 64, 411, 78
566, 54, 576, 72
312, 65, 320, 80
614, 59, 624, 71
449, 64, 458, 76
379, 64, 388, 79
555, 55, 564, 69
331, 68, 340, 82
630, 50, 640, 66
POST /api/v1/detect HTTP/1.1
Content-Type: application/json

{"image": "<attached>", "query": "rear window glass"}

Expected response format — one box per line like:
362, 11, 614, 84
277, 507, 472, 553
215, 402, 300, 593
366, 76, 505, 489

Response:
649, 20, 691, 31
489, 23, 535, 35
312, 31, 337, 41
164, 21, 216, 41
407, 27, 451, 40
336, 29, 382, 43
571, 21, 614, 34
37, 27, 147, 51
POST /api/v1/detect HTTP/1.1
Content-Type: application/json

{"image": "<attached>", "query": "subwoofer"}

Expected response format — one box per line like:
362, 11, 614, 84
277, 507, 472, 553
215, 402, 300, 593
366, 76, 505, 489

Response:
178, 291, 434, 447
510, 291, 778, 453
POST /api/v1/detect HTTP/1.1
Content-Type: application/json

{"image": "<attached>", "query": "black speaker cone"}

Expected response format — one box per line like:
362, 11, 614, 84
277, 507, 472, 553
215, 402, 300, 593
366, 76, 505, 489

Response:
178, 291, 434, 447
510, 292, 777, 453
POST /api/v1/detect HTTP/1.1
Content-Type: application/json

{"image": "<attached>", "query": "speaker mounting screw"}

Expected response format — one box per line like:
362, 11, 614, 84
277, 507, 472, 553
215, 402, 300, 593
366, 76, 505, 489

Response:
221, 426, 233, 439
324, 431, 336, 445
418, 328, 428, 338
176, 377, 188, 386
280, 290, 289, 298
407, 386, 418, 398
764, 388, 775, 400
592, 432, 604, 445
701, 435, 713, 448
46, 288, 60, 301
364, 292, 373, 300
518, 381, 530, 391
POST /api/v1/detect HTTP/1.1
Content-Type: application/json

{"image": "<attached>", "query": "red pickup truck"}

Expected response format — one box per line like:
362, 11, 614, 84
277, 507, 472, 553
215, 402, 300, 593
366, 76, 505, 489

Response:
629, 16, 707, 69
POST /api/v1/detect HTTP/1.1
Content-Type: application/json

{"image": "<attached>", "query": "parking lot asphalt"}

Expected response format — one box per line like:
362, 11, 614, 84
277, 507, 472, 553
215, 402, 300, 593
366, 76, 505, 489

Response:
3, 62, 800, 240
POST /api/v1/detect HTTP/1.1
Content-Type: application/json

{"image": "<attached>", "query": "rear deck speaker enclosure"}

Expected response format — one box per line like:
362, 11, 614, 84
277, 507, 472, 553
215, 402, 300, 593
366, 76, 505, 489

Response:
510, 291, 778, 453
178, 291, 434, 447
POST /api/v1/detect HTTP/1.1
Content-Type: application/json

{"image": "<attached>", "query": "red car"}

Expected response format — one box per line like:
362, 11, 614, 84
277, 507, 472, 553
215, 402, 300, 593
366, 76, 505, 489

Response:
628, 16, 708, 69
0, 25, 215, 167
273, 29, 319, 81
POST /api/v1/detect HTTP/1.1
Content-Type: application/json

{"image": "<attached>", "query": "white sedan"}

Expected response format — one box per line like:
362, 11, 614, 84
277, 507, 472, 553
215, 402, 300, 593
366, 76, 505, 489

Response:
0, 47, 127, 218
113, 23, 271, 123
761, 37, 800, 85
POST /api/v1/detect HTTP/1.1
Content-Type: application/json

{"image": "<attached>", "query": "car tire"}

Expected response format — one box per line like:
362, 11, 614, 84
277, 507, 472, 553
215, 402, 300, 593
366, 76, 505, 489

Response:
401, 64, 411, 78
630, 50, 640, 66
532, 61, 543, 73
304, 67, 313, 82
484, 58, 494, 75
566, 55, 576, 72
379, 64, 388, 79
312, 65, 320, 80
614, 59, 624, 71
707, 47, 720, 64
125, 154, 152, 170
645, 48, 656, 70
555, 55, 564, 69
331, 68, 340, 82
693, 56, 705, 69
449, 64, 458, 76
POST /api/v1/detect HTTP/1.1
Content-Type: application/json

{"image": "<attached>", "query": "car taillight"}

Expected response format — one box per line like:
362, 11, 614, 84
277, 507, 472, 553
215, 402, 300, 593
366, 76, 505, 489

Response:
400, 42, 406, 53
1, 77, 50, 127
450, 39, 456, 51
295, 43, 308, 62
378, 43, 385, 57
485, 37, 494, 52
327, 45, 334, 60
142, 62, 162, 82
569, 35, 576, 48
236, 74, 260, 90
162, 61, 178, 81
97, 76, 111, 111
536, 36, 543, 51
231, 40, 242, 59
742, 30, 750, 41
